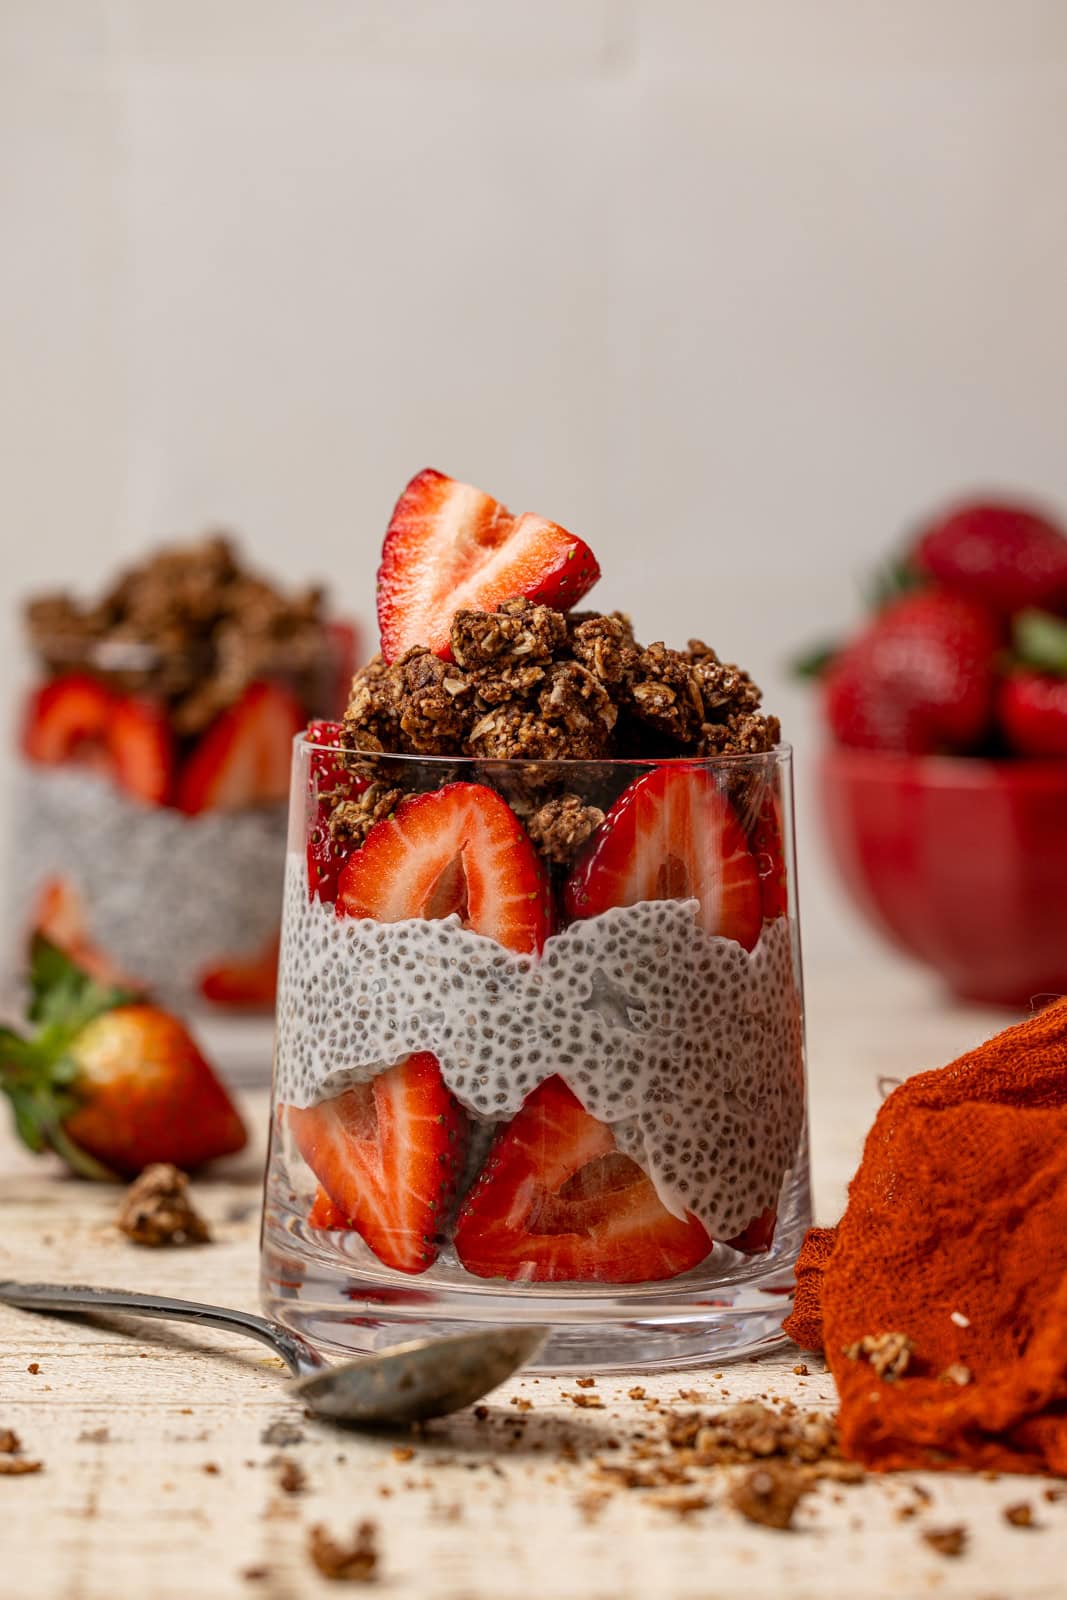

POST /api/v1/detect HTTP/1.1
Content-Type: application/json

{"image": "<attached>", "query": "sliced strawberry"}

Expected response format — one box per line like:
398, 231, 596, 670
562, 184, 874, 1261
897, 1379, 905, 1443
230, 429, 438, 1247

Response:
377, 468, 600, 662
725, 1206, 777, 1254
749, 793, 788, 921
287, 1053, 468, 1274
453, 1077, 711, 1283
21, 675, 175, 806
564, 766, 762, 949
177, 680, 304, 815
21, 674, 113, 765
198, 934, 280, 1009
308, 1185, 349, 1229
107, 696, 175, 805
305, 721, 368, 904
337, 781, 551, 953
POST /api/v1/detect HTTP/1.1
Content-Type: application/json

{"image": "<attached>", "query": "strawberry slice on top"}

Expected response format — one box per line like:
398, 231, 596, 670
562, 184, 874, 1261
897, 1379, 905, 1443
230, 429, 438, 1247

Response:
337, 781, 551, 953
22, 674, 176, 806
288, 1053, 467, 1274
177, 680, 304, 815
564, 766, 762, 950
453, 1076, 711, 1283
377, 468, 601, 662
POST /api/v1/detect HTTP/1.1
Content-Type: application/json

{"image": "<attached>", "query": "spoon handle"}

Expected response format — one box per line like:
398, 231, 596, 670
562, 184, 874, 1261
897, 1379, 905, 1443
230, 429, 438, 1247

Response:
0, 1280, 325, 1377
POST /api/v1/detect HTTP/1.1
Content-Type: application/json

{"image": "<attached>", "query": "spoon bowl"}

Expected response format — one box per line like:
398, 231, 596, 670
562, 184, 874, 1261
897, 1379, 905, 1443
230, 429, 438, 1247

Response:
0, 1280, 545, 1425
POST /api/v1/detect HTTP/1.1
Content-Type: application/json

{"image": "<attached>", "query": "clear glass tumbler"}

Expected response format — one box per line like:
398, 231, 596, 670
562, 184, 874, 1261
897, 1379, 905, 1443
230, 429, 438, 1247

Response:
261, 733, 811, 1371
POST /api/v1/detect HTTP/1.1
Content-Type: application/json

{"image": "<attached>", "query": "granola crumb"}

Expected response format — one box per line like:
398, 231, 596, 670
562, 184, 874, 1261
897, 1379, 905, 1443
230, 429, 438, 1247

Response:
921, 1525, 968, 1558
391, 1447, 414, 1464
939, 1362, 973, 1387
575, 1488, 612, 1523
308, 1521, 379, 1583
26, 1364, 40, 1376
202, 1462, 220, 1476
525, 794, 605, 865
1003, 1502, 1034, 1528
792, 1364, 809, 1376
648, 1490, 711, 1518
564, 1392, 605, 1410
276, 1458, 307, 1495
728, 1464, 808, 1530
261, 1419, 304, 1447
473, 1405, 490, 1422
573, 1377, 597, 1389
0, 1432, 42, 1476
1044, 1486, 1067, 1503
627, 1387, 646, 1401
117, 1164, 211, 1247
241, 1567, 269, 1583
842, 1332, 914, 1381
510, 1398, 532, 1412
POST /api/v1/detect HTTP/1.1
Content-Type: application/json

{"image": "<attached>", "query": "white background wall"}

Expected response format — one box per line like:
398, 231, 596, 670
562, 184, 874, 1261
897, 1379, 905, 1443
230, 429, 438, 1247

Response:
3, 0, 1067, 966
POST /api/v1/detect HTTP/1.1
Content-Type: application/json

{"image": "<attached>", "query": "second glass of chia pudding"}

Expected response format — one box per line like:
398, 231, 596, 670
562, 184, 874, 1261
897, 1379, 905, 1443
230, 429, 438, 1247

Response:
10, 533, 358, 1019
263, 470, 811, 1371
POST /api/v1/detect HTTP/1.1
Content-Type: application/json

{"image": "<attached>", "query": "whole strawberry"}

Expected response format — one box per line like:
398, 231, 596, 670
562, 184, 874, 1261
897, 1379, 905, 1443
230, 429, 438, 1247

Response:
824, 590, 1000, 754
913, 500, 1067, 616
997, 609, 1067, 757
0, 939, 247, 1179
998, 673, 1067, 757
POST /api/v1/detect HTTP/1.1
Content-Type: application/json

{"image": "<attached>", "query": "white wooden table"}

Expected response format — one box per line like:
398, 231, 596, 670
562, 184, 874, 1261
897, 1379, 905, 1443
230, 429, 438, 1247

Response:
2, 955, 1065, 1600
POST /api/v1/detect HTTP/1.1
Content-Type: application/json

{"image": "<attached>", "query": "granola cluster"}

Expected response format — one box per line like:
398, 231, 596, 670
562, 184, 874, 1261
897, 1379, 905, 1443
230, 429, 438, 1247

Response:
342, 599, 778, 766
25, 534, 335, 734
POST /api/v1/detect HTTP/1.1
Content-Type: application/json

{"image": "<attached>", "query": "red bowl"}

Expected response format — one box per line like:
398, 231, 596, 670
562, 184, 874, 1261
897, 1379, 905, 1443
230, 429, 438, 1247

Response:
819, 746, 1067, 1006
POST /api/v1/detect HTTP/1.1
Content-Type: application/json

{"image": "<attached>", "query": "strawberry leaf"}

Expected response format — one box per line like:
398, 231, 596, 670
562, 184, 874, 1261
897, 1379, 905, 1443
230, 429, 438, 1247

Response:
28, 935, 135, 1039
790, 641, 840, 680
1013, 609, 1067, 678
0, 941, 131, 1180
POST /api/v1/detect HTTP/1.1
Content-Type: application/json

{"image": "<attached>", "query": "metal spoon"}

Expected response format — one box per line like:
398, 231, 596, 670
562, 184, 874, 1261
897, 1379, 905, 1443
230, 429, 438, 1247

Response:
0, 1280, 544, 1425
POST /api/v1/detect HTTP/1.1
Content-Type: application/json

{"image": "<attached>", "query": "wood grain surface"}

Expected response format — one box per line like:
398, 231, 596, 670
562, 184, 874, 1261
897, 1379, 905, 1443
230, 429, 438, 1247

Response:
2, 962, 1065, 1599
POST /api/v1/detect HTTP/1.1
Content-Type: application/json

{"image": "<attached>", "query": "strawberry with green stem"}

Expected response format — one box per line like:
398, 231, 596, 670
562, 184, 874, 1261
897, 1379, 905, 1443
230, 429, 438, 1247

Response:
0, 938, 247, 1180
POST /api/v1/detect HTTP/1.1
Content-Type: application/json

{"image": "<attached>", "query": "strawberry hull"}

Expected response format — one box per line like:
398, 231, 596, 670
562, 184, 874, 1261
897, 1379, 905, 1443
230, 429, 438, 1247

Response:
265, 740, 810, 1340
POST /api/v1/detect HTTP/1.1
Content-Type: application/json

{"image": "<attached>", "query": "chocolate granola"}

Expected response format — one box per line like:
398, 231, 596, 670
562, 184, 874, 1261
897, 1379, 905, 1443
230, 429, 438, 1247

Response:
25, 533, 337, 735
342, 599, 778, 766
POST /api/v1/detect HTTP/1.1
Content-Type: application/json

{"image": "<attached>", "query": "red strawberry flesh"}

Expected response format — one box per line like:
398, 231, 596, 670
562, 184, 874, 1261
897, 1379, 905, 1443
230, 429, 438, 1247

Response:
997, 673, 1067, 758
564, 766, 762, 950
22, 675, 176, 806
377, 468, 600, 662
287, 1053, 467, 1274
337, 781, 551, 953
177, 680, 303, 815
453, 1077, 711, 1283
305, 720, 367, 903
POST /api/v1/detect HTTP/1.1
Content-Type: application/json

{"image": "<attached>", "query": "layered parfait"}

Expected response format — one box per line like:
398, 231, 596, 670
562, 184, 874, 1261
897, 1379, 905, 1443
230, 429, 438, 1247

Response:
269, 469, 807, 1304
13, 535, 356, 1010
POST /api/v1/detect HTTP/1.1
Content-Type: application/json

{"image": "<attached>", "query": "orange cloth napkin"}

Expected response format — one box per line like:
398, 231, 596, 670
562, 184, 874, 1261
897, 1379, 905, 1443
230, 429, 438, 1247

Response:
783, 997, 1067, 1474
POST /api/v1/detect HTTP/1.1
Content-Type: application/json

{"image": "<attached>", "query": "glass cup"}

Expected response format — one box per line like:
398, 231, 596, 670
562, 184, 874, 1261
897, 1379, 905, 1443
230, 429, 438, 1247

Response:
261, 733, 811, 1371
8, 624, 357, 1022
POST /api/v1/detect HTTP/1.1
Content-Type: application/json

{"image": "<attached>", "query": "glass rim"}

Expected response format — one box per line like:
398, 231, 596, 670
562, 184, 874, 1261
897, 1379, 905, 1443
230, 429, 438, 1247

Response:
296, 730, 792, 768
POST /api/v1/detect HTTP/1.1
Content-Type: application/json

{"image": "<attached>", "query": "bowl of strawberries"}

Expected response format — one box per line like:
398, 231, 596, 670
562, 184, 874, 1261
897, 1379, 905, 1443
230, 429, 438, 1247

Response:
813, 497, 1067, 1006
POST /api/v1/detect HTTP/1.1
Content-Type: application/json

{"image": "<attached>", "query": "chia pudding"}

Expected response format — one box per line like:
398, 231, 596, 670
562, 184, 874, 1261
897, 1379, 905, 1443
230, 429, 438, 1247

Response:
265, 467, 808, 1296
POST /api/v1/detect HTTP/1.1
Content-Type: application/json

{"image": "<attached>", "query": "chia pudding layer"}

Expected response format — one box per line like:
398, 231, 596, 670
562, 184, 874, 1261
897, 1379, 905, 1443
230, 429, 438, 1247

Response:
276, 853, 805, 1241
10, 763, 287, 1004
